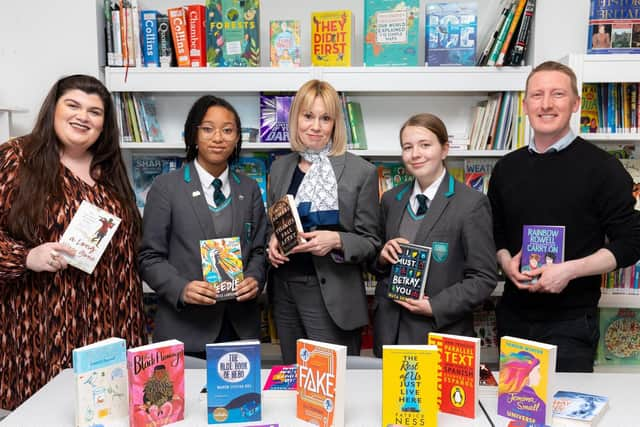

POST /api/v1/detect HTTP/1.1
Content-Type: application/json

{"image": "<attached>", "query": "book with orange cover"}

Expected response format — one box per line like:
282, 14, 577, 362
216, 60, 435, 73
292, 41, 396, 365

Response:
168, 7, 191, 67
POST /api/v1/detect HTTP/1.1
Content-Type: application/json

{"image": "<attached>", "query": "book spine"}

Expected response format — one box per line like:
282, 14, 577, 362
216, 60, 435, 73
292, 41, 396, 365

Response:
104, 0, 114, 66
131, 0, 142, 67
505, 0, 535, 66
112, 8, 123, 66
157, 14, 173, 67
168, 7, 191, 67
477, 5, 509, 66
487, 2, 517, 66
340, 92, 353, 149
496, 0, 528, 66
140, 10, 159, 67
187, 5, 206, 67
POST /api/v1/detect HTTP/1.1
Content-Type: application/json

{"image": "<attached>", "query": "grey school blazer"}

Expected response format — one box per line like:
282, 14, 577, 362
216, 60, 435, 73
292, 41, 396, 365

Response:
139, 162, 267, 352
373, 172, 497, 356
267, 151, 381, 331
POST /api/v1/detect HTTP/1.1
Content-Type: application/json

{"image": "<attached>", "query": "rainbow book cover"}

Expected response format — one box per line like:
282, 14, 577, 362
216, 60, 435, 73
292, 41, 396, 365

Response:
200, 236, 244, 301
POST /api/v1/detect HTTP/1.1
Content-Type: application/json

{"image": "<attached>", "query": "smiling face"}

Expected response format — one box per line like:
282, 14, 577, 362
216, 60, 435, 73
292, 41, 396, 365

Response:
297, 96, 334, 152
401, 125, 448, 191
196, 106, 239, 176
53, 89, 105, 154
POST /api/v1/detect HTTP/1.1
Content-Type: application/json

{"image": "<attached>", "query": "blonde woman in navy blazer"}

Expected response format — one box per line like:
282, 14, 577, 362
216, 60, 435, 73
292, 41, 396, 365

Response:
373, 113, 498, 357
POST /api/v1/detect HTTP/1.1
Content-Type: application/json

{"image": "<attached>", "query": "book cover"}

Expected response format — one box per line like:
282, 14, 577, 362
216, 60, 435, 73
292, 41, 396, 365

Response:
137, 94, 164, 142
268, 194, 306, 256
296, 339, 347, 427
187, 4, 207, 67
140, 10, 160, 67
73, 337, 128, 427
206, 340, 261, 424
269, 20, 301, 67
427, 332, 481, 418
381, 345, 439, 427
346, 101, 367, 150
581, 83, 599, 134
59, 201, 122, 274
388, 242, 432, 302
463, 158, 496, 194
425, 2, 477, 66
263, 364, 297, 391
157, 13, 174, 67
127, 339, 185, 427
311, 10, 353, 66
587, 0, 640, 54
168, 7, 191, 66
520, 225, 565, 284
132, 155, 182, 208
596, 307, 640, 365
205, 0, 260, 67
200, 236, 244, 301
233, 156, 268, 207
363, 0, 420, 66
259, 93, 294, 143
498, 336, 557, 425
552, 390, 609, 427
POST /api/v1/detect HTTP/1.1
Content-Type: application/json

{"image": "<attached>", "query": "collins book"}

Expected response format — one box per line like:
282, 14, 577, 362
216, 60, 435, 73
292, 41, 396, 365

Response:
388, 242, 432, 301
200, 236, 244, 301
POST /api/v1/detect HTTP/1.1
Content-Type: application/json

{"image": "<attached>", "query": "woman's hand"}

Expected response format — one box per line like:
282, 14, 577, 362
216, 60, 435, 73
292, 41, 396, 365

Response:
236, 276, 259, 301
292, 230, 341, 257
378, 237, 410, 266
182, 280, 217, 305
267, 234, 289, 267
26, 243, 76, 273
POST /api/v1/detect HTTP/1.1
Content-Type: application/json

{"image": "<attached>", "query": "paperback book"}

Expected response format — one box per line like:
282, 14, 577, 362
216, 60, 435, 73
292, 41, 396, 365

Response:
363, 0, 420, 66
269, 20, 301, 67
200, 236, 244, 301
425, 2, 477, 66
259, 93, 294, 143
520, 225, 565, 284
388, 242, 432, 302
596, 307, 640, 365
132, 155, 183, 208
263, 364, 297, 392
311, 10, 353, 66
268, 194, 306, 256
205, 0, 260, 67
580, 83, 600, 134
586, 0, 640, 54
206, 340, 261, 424
464, 158, 496, 194
552, 390, 609, 427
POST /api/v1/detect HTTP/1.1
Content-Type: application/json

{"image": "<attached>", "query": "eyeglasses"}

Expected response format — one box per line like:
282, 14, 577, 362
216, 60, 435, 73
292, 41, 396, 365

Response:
197, 125, 237, 140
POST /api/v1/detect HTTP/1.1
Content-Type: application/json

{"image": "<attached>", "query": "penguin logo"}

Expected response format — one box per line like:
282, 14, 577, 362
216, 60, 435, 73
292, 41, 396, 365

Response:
451, 385, 466, 408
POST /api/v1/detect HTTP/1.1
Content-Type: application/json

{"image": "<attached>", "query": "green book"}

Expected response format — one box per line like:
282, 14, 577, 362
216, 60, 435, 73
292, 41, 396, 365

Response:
346, 101, 367, 150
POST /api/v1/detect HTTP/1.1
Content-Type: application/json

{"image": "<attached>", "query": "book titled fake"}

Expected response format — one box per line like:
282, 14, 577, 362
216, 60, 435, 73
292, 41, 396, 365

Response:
200, 237, 244, 301
268, 194, 306, 256
206, 340, 261, 424
59, 200, 121, 274
381, 345, 439, 427
552, 390, 609, 427
520, 225, 565, 283
263, 364, 297, 392
388, 242, 432, 301
296, 339, 347, 427
127, 339, 185, 427
427, 332, 481, 419
498, 336, 557, 426
259, 93, 294, 143
73, 337, 128, 427
311, 10, 353, 66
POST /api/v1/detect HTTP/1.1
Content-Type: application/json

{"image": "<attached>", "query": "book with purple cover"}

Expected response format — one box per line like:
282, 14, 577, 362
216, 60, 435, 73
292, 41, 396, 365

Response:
259, 93, 294, 143
520, 225, 565, 284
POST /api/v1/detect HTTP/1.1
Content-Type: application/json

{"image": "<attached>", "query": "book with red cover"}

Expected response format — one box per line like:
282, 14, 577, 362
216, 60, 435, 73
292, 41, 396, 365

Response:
186, 5, 206, 66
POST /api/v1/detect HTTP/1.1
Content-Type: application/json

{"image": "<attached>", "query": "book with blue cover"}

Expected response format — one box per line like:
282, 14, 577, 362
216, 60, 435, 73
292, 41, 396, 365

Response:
586, 0, 640, 54
206, 340, 261, 424
425, 2, 477, 66
552, 391, 608, 426
132, 155, 182, 208
520, 225, 565, 284
363, 0, 420, 66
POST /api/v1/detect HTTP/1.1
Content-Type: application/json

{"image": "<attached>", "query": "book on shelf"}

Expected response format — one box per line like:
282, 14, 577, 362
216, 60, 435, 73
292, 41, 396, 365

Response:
234, 155, 268, 207
127, 339, 185, 427
168, 6, 191, 67
498, 336, 557, 426
381, 345, 439, 427
581, 83, 600, 134
259, 93, 294, 143
311, 10, 354, 66
59, 200, 121, 274
552, 390, 609, 427
269, 20, 301, 67
205, 0, 260, 67
186, 4, 207, 67
296, 339, 347, 427
596, 307, 640, 365
586, 0, 640, 54
157, 13, 174, 67
132, 155, 183, 209
485, 1, 518, 66
520, 225, 565, 284
72, 337, 128, 427
140, 10, 160, 67
427, 332, 481, 419
388, 242, 432, 302
425, 2, 477, 66
477, 3, 510, 66
463, 158, 496, 194
346, 101, 367, 150
363, 0, 420, 66
375, 162, 411, 198
206, 340, 261, 424
263, 364, 297, 392
504, 0, 536, 66
268, 194, 306, 256
200, 236, 244, 301
495, 0, 528, 67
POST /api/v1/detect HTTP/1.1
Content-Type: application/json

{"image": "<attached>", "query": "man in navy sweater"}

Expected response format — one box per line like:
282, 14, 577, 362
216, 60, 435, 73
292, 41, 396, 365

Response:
488, 61, 640, 372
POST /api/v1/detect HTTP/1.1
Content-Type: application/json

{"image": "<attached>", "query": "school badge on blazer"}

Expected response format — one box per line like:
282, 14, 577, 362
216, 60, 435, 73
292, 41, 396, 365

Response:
432, 242, 449, 263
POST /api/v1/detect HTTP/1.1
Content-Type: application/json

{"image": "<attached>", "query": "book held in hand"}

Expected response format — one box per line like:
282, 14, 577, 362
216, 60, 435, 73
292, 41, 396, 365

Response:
552, 390, 609, 427
59, 200, 121, 274
268, 194, 306, 255
388, 242, 432, 301
520, 225, 565, 284
200, 237, 244, 301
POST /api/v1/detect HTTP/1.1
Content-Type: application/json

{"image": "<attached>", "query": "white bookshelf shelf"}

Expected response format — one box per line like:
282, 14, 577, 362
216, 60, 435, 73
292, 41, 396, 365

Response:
579, 133, 640, 142
581, 54, 640, 83
599, 294, 640, 309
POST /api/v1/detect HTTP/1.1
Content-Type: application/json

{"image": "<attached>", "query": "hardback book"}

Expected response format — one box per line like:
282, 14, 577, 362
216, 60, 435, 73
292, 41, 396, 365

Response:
205, 0, 260, 67
132, 155, 182, 208
206, 340, 261, 424
73, 337, 128, 427
381, 345, 439, 427
259, 93, 294, 143
427, 332, 481, 419
425, 2, 477, 66
596, 307, 640, 365
187, 4, 207, 67
59, 200, 122, 274
498, 336, 557, 425
388, 242, 432, 302
262, 364, 297, 392
580, 83, 600, 134
346, 101, 367, 150
140, 10, 160, 67
269, 20, 301, 67
586, 0, 640, 54
296, 339, 347, 427
268, 194, 306, 256
127, 339, 185, 427
363, 0, 420, 66
157, 13, 174, 67
200, 236, 244, 301
311, 10, 354, 66
520, 225, 565, 284
552, 391, 609, 427
167, 7, 191, 67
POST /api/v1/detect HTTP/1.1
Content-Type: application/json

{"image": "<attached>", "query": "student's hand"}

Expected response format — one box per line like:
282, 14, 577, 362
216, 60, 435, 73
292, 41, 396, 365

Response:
378, 237, 410, 266
267, 234, 289, 267
497, 249, 531, 289
26, 242, 76, 273
293, 230, 342, 256
526, 262, 573, 294
182, 280, 217, 305
395, 295, 432, 316
236, 276, 259, 301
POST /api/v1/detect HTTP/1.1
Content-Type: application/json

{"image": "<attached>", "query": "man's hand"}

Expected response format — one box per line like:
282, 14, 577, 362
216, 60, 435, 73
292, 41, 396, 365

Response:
182, 280, 217, 305
497, 249, 532, 289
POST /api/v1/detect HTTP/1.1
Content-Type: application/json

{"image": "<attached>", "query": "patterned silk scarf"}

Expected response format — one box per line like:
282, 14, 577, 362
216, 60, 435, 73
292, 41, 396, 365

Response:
295, 142, 339, 228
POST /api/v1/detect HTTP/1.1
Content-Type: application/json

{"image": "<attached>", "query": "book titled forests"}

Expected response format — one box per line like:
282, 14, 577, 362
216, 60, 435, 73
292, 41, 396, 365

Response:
296, 339, 347, 427
427, 332, 481, 419
127, 339, 185, 427
586, 0, 640, 54
552, 391, 609, 427
363, 0, 420, 66
381, 345, 439, 427
498, 336, 557, 426
388, 242, 432, 301
520, 225, 565, 283
206, 340, 261, 424
205, 0, 260, 67
311, 10, 353, 66
59, 200, 122, 274
73, 337, 128, 427
268, 194, 306, 256
200, 237, 244, 301
425, 2, 477, 66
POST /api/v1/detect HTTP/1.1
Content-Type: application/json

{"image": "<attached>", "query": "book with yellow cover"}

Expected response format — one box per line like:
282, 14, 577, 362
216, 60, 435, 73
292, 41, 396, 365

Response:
382, 345, 439, 427
311, 10, 353, 66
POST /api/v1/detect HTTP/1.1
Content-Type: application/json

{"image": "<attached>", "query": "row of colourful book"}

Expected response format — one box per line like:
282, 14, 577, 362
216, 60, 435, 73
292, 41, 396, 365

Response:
468, 91, 527, 151
113, 92, 163, 143
580, 82, 640, 134
601, 260, 640, 295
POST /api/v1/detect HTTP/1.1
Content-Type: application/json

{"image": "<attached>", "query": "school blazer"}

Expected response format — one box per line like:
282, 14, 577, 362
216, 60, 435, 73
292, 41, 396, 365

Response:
373, 172, 497, 356
139, 162, 267, 352
267, 151, 381, 331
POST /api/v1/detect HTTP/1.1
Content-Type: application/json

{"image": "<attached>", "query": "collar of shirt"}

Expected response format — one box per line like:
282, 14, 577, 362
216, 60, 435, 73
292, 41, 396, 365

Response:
194, 159, 230, 207
528, 130, 575, 154
410, 169, 446, 213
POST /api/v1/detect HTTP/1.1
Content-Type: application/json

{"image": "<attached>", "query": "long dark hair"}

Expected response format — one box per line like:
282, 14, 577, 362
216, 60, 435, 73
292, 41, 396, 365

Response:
7, 74, 141, 244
